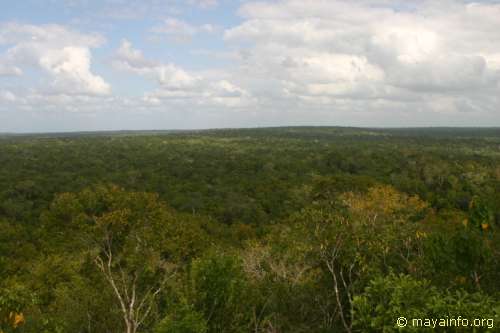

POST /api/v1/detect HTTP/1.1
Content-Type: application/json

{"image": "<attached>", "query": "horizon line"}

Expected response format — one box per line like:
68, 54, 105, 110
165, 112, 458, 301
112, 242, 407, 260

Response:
2, 125, 500, 136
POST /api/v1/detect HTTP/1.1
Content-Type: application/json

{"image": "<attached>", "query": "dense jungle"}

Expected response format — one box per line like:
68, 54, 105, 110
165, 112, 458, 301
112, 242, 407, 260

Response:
1, 127, 499, 332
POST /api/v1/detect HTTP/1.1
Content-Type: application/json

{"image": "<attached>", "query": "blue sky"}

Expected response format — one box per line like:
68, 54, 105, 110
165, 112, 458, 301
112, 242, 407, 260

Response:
1, 0, 239, 91
1, 0, 500, 132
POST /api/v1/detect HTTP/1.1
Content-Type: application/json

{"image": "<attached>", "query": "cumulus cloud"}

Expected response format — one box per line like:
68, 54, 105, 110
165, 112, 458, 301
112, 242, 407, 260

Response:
224, 0, 500, 116
113, 39, 201, 89
113, 40, 253, 108
0, 22, 110, 95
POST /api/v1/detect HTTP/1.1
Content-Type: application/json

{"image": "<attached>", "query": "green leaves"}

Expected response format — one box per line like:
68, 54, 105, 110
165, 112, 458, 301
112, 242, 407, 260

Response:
155, 304, 207, 333
353, 273, 500, 333
0, 284, 32, 332
189, 253, 250, 333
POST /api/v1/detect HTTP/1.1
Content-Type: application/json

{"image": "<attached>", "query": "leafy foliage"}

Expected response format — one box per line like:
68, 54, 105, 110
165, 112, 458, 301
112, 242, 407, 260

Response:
353, 273, 499, 332
0, 127, 499, 332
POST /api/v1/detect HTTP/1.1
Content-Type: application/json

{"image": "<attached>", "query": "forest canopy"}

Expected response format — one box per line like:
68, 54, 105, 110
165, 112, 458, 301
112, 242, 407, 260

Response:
0, 127, 499, 332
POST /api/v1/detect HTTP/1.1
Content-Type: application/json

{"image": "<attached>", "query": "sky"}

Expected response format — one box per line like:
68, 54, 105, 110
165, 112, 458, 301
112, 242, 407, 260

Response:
1, 0, 500, 132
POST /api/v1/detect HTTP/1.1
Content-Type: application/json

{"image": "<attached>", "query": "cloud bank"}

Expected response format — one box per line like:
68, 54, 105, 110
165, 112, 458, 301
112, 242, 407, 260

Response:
223, 0, 500, 120
1, 0, 500, 131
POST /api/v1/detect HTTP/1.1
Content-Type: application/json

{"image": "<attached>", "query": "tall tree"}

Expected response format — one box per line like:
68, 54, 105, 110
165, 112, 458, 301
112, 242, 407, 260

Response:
42, 186, 183, 333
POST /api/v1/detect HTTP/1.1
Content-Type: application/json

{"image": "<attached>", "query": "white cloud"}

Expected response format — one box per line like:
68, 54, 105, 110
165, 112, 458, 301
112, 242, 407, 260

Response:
0, 90, 17, 103
0, 22, 110, 96
113, 40, 254, 108
0, 63, 22, 76
113, 39, 201, 89
152, 18, 198, 41
0, 22, 104, 47
223, 0, 500, 118
38, 46, 111, 95
151, 18, 217, 42
3, 0, 500, 131
57, 0, 217, 21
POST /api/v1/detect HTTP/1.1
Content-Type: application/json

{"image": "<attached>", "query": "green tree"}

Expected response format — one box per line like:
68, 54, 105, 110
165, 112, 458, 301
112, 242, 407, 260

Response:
189, 253, 250, 333
41, 185, 208, 333
353, 273, 499, 332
